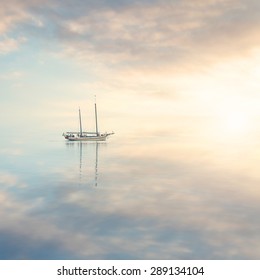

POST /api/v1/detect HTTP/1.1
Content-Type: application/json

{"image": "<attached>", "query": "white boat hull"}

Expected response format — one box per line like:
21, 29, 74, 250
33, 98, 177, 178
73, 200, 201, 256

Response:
67, 135, 107, 141
63, 132, 114, 141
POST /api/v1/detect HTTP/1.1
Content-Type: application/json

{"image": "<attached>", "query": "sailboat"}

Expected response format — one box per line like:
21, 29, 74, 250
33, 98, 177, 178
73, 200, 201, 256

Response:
62, 101, 114, 141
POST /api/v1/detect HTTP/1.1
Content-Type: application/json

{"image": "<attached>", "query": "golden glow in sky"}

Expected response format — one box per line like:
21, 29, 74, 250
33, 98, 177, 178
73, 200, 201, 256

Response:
0, 0, 260, 139
1, 0, 260, 261
224, 112, 250, 133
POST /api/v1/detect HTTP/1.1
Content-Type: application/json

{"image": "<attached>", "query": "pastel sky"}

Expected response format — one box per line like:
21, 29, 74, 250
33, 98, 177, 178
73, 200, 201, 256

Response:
1, 0, 260, 137
1, 1, 260, 260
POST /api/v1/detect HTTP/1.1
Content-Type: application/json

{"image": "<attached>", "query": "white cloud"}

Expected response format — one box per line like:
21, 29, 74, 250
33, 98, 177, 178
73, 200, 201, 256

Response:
0, 30, 27, 54
0, 1, 31, 34
0, 70, 25, 80
1, 0, 260, 133
0, 37, 20, 54
55, 0, 253, 66
1, 0, 259, 68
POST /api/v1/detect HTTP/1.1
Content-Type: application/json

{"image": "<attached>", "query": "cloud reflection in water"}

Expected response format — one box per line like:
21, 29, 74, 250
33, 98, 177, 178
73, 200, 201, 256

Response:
0, 135, 260, 259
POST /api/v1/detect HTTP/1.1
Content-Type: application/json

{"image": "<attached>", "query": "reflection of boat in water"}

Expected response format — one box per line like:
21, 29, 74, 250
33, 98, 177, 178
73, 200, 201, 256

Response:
66, 142, 102, 187
63, 100, 114, 141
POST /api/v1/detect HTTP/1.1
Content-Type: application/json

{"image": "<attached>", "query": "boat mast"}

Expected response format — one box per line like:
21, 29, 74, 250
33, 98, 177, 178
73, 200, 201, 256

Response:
94, 96, 99, 136
79, 107, 83, 136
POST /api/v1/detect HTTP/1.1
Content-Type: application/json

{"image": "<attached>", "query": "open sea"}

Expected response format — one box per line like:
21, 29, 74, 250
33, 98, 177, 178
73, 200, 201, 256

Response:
1, 125, 260, 259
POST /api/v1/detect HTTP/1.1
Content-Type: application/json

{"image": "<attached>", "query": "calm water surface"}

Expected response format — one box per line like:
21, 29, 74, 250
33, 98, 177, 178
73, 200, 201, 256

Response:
1, 131, 260, 259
